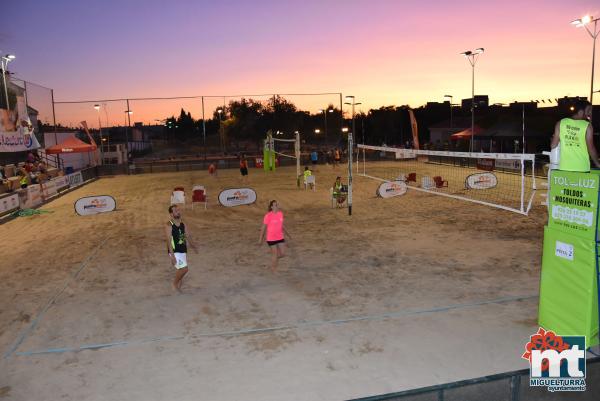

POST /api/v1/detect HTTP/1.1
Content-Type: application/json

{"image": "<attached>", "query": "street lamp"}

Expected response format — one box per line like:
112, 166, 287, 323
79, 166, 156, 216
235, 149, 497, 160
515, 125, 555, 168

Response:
124, 110, 132, 161
459, 47, 484, 152
217, 108, 224, 153
572, 15, 599, 124
318, 108, 334, 143
94, 104, 104, 159
1, 54, 15, 112
443, 94, 453, 128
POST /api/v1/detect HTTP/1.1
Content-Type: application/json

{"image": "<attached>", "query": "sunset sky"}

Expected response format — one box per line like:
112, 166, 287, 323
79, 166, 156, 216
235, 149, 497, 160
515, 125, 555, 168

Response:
2, 0, 599, 126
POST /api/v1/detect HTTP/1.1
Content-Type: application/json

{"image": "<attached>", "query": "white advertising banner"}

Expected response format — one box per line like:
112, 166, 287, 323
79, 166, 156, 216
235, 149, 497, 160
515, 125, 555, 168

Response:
218, 188, 257, 207
17, 185, 42, 209
67, 171, 84, 187
74, 195, 117, 216
53, 175, 70, 191
465, 172, 498, 190
41, 180, 57, 198
495, 159, 521, 170
377, 181, 408, 198
0, 194, 20, 214
0, 131, 41, 152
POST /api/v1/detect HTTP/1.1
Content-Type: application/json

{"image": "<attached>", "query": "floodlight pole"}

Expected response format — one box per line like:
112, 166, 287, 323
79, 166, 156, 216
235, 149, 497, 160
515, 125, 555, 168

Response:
460, 48, 484, 152
572, 16, 599, 125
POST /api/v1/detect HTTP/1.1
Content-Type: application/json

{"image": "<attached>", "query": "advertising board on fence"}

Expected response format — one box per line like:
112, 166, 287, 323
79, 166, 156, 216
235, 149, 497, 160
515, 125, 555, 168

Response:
74, 195, 117, 216
0, 194, 19, 215
41, 180, 57, 198
53, 175, 70, 191
377, 181, 408, 198
17, 185, 42, 209
476, 158, 495, 171
218, 188, 257, 207
67, 171, 84, 187
495, 159, 521, 171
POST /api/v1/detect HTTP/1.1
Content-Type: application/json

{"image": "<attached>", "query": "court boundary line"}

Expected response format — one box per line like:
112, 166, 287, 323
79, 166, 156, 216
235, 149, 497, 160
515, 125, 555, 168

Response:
14, 293, 537, 356
3, 236, 111, 359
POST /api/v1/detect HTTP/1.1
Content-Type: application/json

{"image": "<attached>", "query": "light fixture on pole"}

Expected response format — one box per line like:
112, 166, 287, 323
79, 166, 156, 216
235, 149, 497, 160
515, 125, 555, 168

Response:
217, 108, 224, 153
343, 96, 361, 216
459, 47, 484, 152
572, 14, 599, 125
94, 104, 104, 159
1, 54, 15, 112
443, 94, 453, 128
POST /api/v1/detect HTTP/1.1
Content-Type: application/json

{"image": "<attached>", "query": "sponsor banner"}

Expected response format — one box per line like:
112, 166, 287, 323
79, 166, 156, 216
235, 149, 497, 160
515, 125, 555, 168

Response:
394, 151, 415, 160
17, 185, 42, 209
0, 131, 41, 153
67, 171, 84, 187
465, 172, 498, 190
377, 181, 407, 198
496, 159, 521, 170
0, 193, 20, 214
74, 195, 117, 216
476, 158, 495, 171
218, 188, 257, 207
41, 180, 57, 198
53, 175, 70, 191
548, 170, 599, 240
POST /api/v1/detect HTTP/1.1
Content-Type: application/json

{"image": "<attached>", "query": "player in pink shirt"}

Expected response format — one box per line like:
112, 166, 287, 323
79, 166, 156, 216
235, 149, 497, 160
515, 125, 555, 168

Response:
258, 200, 292, 273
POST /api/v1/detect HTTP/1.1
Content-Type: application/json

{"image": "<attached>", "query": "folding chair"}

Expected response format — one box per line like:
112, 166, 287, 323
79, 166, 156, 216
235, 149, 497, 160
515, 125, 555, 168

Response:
433, 176, 448, 188
304, 175, 316, 191
192, 185, 208, 209
170, 187, 186, 207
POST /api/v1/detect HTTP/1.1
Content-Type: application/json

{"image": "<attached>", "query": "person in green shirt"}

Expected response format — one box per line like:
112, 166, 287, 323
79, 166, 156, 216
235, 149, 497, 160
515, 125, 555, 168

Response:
550, 99, 600, 171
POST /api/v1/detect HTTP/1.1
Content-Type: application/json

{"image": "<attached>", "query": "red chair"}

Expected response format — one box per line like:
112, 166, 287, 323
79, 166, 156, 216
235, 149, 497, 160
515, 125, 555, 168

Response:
192, 185, 207, 209
433, 176, 448, 188
407, 173, 417, 183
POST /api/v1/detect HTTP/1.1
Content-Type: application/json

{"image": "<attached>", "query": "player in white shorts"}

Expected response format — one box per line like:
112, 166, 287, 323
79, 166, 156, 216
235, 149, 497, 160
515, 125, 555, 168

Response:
165, 205, 197, 292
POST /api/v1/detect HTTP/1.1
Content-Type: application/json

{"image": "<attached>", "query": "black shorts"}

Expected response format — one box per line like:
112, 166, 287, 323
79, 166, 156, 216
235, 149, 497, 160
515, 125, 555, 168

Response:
240, 167, 248, 176
267, 239, 285, 247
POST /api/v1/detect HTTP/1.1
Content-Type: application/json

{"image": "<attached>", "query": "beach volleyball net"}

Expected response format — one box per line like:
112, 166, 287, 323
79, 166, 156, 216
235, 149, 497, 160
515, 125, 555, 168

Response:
357, 144, 537, 215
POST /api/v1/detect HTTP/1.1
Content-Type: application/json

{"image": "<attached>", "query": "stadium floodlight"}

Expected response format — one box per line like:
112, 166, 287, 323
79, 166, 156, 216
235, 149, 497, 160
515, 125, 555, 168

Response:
460, 47, 485, 152
572, 14, 599, 119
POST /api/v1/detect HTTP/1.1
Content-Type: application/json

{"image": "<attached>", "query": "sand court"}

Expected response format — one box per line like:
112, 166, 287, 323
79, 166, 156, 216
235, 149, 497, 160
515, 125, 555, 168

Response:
0, 164, 549, 400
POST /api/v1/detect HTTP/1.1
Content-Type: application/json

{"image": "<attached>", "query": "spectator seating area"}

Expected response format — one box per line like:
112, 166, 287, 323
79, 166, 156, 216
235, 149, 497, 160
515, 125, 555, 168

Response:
0, 161, 60, 194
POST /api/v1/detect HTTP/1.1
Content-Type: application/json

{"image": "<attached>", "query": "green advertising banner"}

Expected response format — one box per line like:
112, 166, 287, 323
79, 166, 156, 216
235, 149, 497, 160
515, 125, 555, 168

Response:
548, 170, 600, 240
539, 226, 599, 346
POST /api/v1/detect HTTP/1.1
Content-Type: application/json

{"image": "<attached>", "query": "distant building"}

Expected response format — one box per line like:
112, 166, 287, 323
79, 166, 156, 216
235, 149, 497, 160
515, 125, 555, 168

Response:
461, 95, 489, 110
509, 101, 537, 112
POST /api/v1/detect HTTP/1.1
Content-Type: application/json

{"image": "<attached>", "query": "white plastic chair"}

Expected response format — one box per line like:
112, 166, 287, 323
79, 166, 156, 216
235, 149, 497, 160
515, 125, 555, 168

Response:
304, 175, 316, 191
170, 188, 186, 207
